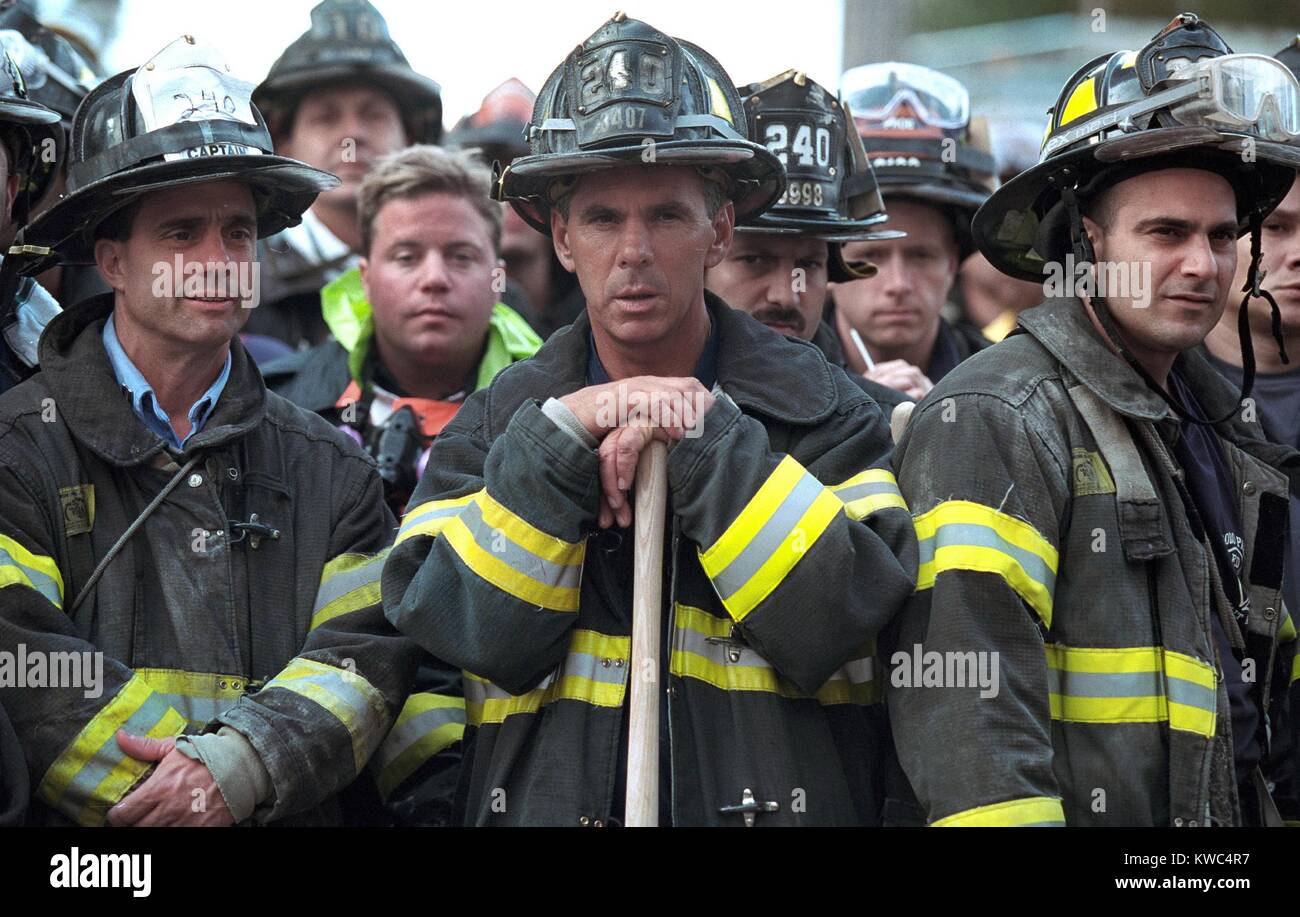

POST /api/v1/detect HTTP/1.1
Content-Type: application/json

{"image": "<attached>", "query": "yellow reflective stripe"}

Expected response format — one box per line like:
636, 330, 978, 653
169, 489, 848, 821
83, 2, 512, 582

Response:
669, 604, 879, 705
134, 668, 247, 728
0, 532, 64, 609
699, 456, 843, 622
831, 468, 907, 521
443, 491, 584, 611
1292, 653, 1300, 686
1045, 644, 1217, 738
1279, 611, 1296, 643
477, 491, 584, 564
914, 500, 1058, 628
933, 796, 1065, 827
263, 658, 388, 772
1059, 75, 1097, 126
37, 675, 186, 826
395, 491, 480, 545
464, 630, 629, 726
311, 549, 387, 630
372, 693, 466, 801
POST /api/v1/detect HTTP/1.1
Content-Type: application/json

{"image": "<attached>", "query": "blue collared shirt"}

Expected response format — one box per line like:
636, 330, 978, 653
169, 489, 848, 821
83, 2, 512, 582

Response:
101, 313, 232, 450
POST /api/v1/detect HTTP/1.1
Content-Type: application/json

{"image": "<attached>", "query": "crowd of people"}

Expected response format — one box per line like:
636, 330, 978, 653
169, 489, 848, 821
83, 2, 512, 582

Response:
0, 0, 1298, 827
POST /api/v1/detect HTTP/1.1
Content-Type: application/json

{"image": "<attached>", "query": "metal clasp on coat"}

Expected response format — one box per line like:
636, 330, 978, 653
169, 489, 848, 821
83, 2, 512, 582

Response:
228, 513, 280, 549
705, 625, 749, 663
719, 788, 779, 827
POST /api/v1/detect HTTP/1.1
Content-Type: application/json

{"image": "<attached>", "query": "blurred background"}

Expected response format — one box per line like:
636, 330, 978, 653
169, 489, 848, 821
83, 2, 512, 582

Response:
25, 0, 1300, 172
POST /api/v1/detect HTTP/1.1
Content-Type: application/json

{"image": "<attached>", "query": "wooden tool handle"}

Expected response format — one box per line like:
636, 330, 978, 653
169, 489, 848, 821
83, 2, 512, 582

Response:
625, 440, 668, 827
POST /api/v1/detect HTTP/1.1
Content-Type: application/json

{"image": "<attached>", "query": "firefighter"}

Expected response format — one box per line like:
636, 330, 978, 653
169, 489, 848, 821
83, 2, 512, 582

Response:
705, 69, 910, 413
0, 8, 102, 310
247, 0, 442, 351
0, 42, 63, 396
381, 12, 917, 826
0, 35, 420, 826
831, 62, 997, 399
888, 14, 1300, 826
265, 145, 541, 518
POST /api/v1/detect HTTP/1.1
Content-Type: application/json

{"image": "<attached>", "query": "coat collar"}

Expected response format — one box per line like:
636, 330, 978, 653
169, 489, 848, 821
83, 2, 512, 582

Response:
1017, 296, 1300, 486
486, 292, 839, 435
38, 294, 267, 466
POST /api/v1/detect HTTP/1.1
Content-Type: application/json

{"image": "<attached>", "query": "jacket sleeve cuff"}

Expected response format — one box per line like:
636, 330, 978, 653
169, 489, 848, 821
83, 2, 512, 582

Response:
175, 726, 274, 823
541, 397, 599, 450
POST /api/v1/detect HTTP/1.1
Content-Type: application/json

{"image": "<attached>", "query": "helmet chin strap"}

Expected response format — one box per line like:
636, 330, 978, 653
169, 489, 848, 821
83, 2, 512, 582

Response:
1050, 167, 1254, 427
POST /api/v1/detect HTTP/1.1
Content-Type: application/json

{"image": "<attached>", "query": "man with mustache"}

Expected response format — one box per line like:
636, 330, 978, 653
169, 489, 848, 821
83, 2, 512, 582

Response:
0, 36, 420, 826
888, 15, 1300, 825
246, 0, 442, 352
705, 69, 909, 414
829, 63, 997, 400
382, 13, 918, 825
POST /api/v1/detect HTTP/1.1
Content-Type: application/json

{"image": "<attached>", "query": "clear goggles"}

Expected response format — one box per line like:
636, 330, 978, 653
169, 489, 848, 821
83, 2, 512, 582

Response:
1044, 53, 1300, 157
840, 61, 970, 129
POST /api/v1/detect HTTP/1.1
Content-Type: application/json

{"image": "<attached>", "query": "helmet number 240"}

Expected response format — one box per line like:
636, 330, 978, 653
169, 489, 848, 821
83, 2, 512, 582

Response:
764, 122, 831, 168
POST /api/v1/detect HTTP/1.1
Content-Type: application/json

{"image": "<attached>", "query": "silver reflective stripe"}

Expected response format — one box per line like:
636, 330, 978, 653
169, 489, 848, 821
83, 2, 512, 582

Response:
837, 656, 875, 685
374, 705, 466, 769
458, 499, 582, 590
0, 545, 62, 607
63, 692, 175, 803
150, 692, 238, 727
560, 650, 628, 687
675, 622, 775, 670
1047, 668, 1160, 698
1166, 674, 1217, 714
464, 670, 556, 707
401, 500, 470, 534
918, 522, 1056, 594
833, 480, 900, 504
313, 556, 383, 615
711, 471, 826, 600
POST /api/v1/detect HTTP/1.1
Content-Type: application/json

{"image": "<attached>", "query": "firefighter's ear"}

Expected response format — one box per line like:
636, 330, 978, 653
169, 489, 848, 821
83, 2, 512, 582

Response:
551, 208, 576, 273
93, 238, 128, 294
704, 199, 735, 270
358, 255, 370, 301
1081, 214, 1104, 259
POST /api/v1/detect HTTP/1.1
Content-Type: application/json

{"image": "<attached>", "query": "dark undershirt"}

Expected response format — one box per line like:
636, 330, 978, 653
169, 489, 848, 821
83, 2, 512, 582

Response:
1168, 369, 1262, 794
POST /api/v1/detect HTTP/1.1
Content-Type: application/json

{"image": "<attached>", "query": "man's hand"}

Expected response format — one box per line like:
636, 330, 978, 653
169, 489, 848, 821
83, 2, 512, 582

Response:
865, 359, 934, 401
106, 731, 235, 827
559, 376, 713, 528
559, 376, 713, 442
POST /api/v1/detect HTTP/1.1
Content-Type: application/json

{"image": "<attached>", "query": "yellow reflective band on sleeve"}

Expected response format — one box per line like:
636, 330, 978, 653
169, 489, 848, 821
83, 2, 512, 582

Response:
932, 796, 1066, 827
372, 693, 466, 801
669, 604, 880, 705
464, 629, 629, 726
311, 549, 388, 630
37, 674, 187, 826
914, 500, 1058, 628
262, 658, 389, 773
831, 468, 908, 521
395, 491, 481, 545
699, 456, 843, 623
443, 490, 585, 612
1292, 653, 1300, 686
1279, 610, 1296, 643
1045, 644, 1217, 738
135, 668, 248, 728
0, 532, 65, 609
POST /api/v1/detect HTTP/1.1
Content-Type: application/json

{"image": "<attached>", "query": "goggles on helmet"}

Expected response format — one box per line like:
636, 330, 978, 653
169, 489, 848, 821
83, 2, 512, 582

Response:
1044, 52, 1300, 158
840, 61, 970, 130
